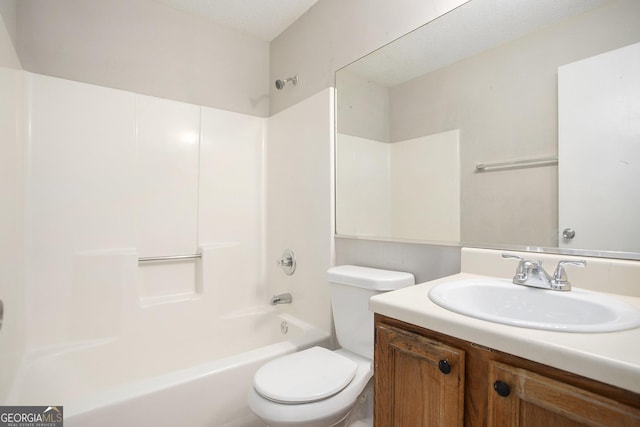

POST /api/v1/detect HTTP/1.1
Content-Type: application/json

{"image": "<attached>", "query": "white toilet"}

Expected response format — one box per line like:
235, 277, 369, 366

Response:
248, 265, 415, 427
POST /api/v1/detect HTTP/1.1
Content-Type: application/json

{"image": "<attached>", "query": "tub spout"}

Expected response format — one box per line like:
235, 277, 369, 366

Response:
270, 293, 292, 305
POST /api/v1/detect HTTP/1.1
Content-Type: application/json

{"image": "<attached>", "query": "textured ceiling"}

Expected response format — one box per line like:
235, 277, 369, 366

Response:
153, 0, 319, 41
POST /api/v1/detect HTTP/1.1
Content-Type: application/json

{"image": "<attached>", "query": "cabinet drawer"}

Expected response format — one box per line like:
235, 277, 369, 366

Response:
488, 361, 640, 427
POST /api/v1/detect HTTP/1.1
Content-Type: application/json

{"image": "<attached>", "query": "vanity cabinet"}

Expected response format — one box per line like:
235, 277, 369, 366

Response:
374, 315, 640, 427
374, 321, 465, 426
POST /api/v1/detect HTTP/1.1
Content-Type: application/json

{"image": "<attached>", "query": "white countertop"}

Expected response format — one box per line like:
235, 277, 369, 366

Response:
370, 272, 640, 394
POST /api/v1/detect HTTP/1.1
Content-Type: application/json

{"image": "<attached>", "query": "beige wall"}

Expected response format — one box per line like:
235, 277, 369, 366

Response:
0, 0, 17, 45
389, 0, 640, 247
0, 0, 20, 69
13, 0, 468, 117
16, 0, 270, 117
270, 0, 467, 115
336, 69, 389, 142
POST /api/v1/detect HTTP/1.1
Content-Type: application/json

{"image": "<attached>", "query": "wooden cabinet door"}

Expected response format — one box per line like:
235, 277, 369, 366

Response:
374, 323, 465, 427
488, 361, 640, 427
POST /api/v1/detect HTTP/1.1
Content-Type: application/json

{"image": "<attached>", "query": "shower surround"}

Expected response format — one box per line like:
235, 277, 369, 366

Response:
1, 69, 335, 424
23, 72, 266, 346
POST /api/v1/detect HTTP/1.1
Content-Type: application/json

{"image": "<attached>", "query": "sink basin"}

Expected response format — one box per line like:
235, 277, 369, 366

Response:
428, 278, 640, 333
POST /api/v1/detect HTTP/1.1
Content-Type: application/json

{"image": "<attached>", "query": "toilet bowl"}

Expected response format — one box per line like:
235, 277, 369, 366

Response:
248, 348, 372, 427
248, 265, 414, 427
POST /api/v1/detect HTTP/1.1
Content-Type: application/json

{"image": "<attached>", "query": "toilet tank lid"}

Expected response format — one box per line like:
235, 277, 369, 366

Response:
327, 265, 415, 291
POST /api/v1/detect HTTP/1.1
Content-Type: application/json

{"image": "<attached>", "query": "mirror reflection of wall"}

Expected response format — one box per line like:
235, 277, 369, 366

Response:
336, 0, 640, 256
337, 129, 460, 242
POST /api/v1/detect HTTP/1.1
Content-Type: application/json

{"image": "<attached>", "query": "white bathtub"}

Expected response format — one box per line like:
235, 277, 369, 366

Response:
6, 309, 330, 427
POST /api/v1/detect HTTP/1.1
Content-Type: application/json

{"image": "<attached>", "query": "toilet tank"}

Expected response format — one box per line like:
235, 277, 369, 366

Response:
327, 265, 414, 360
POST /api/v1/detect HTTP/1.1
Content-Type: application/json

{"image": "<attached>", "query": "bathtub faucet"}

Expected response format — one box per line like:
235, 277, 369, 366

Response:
270, 293, 292, 305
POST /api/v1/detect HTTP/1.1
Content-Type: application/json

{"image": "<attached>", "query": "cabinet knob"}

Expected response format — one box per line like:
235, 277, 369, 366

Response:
493, 380, 511, 397
438, 359, 451, 374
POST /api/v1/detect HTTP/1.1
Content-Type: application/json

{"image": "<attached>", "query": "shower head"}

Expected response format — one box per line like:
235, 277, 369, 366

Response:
275, 75, 298, 90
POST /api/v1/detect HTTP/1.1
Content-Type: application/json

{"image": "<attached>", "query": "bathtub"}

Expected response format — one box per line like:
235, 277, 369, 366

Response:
6, 309, 330, 427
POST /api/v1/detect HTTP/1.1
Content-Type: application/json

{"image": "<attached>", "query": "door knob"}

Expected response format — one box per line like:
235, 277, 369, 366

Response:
438, 359, 451, 374
562, 228, 576, 239
493, 380, 511, 397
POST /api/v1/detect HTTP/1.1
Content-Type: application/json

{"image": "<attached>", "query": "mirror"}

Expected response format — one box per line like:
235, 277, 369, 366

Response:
335, 0, 640, 258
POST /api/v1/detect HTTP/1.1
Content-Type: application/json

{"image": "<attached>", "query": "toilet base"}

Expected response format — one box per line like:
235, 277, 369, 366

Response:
342, 380, 374, 427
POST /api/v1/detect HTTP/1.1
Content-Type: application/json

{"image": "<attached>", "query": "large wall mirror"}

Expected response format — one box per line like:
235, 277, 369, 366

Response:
335, 0, 640, 259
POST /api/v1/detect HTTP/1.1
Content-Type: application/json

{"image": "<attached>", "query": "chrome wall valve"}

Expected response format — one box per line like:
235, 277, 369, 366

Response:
276, 249, 296, 275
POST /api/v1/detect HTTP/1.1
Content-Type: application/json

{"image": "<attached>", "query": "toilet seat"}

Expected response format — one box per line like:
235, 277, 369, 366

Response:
253, 346, 357, 404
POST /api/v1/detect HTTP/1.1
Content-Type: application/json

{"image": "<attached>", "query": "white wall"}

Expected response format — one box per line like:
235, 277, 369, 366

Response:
266, 89, 335, 333
16, 0, 270, 117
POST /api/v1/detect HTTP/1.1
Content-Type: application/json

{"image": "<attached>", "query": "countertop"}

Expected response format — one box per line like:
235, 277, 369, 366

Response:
369, 272, 640, 394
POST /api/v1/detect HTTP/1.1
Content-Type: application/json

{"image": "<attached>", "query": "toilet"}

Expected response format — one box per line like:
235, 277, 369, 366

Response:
248, 265, 415, 427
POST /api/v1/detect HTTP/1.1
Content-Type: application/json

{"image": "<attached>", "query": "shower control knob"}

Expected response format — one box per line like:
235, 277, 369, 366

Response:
562, 228, 576, 239
493, 380, 511, 397
438, 359, 451, 375
276, 249, 296, 275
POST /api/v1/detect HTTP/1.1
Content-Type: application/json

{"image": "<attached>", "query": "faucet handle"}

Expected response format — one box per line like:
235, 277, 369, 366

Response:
551, 260, 586, 290
501, 253, 523, 262
502, 253, 525, 278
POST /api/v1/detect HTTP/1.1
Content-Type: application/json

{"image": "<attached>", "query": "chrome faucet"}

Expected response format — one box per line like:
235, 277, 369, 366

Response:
270, 293, 292, 305
502, 254, 586, 291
